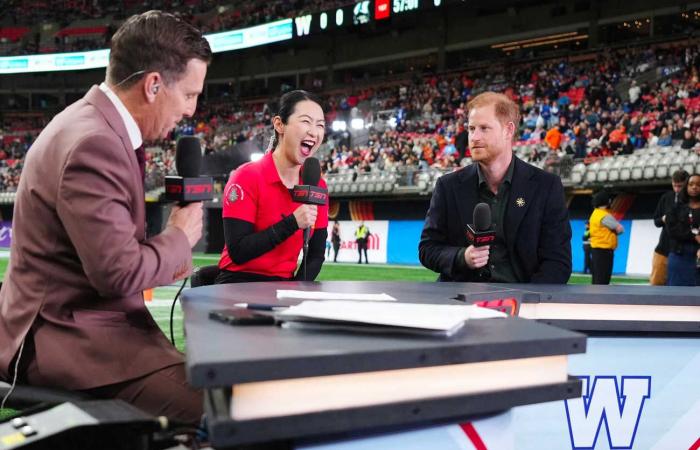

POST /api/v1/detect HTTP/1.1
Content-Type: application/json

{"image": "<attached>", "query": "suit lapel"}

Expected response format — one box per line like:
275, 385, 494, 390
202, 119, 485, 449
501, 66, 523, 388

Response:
83, 86, 134, 155
455, 165, 480, 229
83, 85, 145, 239
505, 157, 536, 247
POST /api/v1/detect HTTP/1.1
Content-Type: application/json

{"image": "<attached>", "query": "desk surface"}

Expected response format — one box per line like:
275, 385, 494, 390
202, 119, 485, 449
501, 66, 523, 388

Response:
493, 283, 700, 333
181, 281, 585, 388
182, 281, 586, 447
500, 283, 700, 305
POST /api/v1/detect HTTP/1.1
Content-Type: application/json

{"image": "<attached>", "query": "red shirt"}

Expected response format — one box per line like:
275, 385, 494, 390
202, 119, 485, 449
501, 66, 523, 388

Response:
218, 152, 328, 278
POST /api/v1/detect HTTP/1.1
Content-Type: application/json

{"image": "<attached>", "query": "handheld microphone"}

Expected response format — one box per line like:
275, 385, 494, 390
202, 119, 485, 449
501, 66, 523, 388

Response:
466, 202, 495, 280
293, 157, 328, 248
293, 157, 327, 206
466, 203, 496, 247
164, 136, 214, 203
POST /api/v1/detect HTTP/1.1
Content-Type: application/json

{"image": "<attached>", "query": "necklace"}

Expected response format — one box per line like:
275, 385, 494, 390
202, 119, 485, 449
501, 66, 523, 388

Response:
690, 207, 699, 235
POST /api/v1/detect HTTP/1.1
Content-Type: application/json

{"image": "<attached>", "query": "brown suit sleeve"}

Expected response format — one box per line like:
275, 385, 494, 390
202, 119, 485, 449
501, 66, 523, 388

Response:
56, 134, 192, 298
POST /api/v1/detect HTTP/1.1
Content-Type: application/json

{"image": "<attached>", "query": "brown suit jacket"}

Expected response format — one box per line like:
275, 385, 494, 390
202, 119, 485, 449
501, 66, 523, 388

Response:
0, 86, 191, 390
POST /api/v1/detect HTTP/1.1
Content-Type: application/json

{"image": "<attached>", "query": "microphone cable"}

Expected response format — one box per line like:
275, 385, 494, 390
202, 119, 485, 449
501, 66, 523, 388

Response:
169, 277, 189, 346
1, 338, 25, 410
303, 231, 309, 281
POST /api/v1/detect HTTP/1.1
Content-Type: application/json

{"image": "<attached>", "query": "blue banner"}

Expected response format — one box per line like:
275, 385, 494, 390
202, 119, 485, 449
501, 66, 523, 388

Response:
387, 220, 423, 265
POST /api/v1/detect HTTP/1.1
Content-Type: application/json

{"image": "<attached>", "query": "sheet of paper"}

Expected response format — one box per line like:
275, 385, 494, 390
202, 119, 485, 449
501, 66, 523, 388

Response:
276, 290, 396, 302
277, 301, 505, 332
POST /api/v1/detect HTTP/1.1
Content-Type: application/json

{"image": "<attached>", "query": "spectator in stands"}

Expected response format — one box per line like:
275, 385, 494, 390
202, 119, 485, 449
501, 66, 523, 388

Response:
589, 191, 624, 285
657, 126, 673, 147
608, 125, 627, 153
545, 125, 562, 151
216, 90, 328, 284
0, 11, 210, 425
665, 173, 700, 286
681, 128, 697, 150
671, 120, 686, 140
628, 80, 641, 107
574, 123, 588, 159
651, 170, 689, 285
419, 92, 572, 283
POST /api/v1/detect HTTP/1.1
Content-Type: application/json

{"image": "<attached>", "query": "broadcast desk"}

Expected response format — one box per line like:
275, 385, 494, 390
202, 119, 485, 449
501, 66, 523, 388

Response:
181, 281, 586, 449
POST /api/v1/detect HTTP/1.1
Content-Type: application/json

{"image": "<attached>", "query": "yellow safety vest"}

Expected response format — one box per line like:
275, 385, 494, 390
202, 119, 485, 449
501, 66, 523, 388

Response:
589, 208, 618, 250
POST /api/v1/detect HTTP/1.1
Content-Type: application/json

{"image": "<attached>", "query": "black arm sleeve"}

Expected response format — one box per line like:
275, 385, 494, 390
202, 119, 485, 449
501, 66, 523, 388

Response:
418, 176, 472, 280
223, 215, 299, 265
295, 228, 327, 281
653, 193, 671, 228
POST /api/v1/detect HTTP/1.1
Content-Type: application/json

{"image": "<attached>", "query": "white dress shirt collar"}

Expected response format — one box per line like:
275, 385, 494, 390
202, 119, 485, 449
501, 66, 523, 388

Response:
99, 82, 143, 151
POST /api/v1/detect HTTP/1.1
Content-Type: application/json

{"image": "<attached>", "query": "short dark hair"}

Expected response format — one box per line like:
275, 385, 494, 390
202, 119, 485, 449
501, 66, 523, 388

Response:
592, 190, 611, 208
270, 90, 323, 150
107, 10, 212, 89
672, 169, 689, 184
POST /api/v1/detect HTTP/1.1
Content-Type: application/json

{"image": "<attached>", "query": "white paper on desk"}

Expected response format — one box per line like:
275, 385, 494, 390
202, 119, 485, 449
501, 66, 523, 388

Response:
277, 301, 505, 332
276, 290, 396, 302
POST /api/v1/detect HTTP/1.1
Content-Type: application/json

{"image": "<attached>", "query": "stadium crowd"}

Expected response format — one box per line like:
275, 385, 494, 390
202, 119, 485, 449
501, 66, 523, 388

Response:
2, 37, 700, 191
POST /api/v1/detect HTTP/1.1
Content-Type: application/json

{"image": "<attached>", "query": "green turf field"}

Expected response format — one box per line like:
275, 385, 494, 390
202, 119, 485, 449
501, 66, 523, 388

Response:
0, 253, 647, 420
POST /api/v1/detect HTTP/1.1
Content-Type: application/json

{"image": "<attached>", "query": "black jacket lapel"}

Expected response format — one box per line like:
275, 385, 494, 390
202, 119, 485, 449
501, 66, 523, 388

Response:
455, 165, 480, 230
505, 157, 536, 250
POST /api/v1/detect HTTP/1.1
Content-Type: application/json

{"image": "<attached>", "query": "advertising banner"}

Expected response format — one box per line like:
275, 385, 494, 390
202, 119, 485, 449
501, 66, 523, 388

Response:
0, 221, 11, 248
326, 220, 388, 264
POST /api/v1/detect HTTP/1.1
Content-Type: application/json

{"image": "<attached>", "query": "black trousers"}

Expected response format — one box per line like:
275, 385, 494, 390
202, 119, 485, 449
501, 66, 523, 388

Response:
357, 240, 368, 263
332, 242, 340, 262
583, 244, 591, 274
591, 248, 614, 285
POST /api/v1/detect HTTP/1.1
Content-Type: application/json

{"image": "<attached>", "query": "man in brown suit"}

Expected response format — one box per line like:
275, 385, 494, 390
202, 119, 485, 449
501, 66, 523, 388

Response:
0, 11, 211, 425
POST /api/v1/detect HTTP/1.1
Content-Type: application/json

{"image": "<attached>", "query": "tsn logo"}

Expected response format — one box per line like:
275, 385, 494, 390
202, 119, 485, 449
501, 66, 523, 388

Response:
565, 376, 651, 449
165, 184, 212, 194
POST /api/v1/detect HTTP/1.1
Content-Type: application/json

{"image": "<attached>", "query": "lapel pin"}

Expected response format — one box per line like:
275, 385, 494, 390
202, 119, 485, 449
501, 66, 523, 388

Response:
516, 197, 525, 207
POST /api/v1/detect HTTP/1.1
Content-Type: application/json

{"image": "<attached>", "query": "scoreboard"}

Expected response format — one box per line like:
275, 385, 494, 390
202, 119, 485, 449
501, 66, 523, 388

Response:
293, 0, 444, 37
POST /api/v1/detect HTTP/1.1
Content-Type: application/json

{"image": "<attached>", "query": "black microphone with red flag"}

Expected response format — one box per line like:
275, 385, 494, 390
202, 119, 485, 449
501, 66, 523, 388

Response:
294, 157, 327, 280
292, 157, 328, 206
466, 202, 495, 280
164, 136, 214, 203
466, 202, 495, 247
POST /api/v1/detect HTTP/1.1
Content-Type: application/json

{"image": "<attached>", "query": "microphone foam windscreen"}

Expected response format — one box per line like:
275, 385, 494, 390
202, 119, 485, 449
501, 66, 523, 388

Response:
301, 157, 321, 186
175, 136, 202, 178
473, 202, 492, 231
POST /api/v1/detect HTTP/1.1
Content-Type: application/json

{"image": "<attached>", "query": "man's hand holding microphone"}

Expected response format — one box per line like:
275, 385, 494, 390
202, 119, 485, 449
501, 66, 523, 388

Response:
164, 136, 213, 248
465, 243, 490, 269
465, 202, 496, 278
169, 203, 203, 248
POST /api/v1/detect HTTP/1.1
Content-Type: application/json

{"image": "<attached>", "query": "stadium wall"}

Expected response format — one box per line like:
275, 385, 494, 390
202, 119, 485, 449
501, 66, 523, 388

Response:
325, 218, 656, 276
0, 217, 658, 276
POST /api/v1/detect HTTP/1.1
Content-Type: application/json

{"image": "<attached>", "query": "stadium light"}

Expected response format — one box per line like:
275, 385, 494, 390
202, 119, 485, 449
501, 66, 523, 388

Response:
351, 118, 365, 130
332, 120, 347, 132
250, 152, 264, 162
